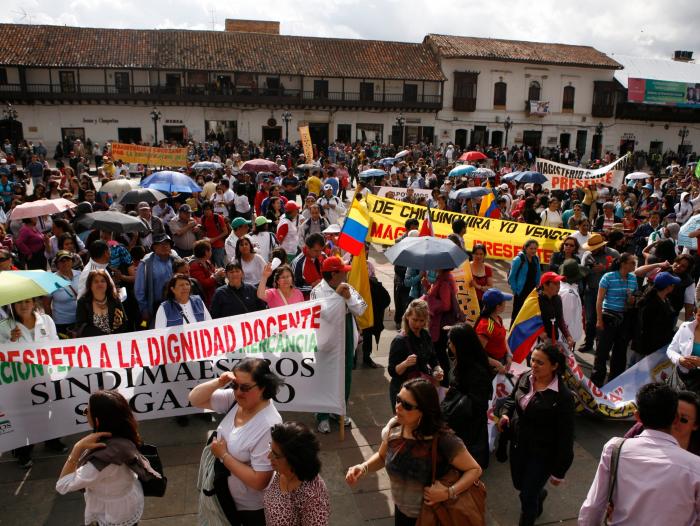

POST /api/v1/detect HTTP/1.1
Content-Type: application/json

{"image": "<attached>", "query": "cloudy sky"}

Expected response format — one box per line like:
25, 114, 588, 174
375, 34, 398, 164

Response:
2, 0, 699, 60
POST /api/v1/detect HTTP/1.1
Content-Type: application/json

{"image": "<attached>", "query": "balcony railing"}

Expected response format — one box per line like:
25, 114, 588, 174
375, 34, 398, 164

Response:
0, 83, 442, 109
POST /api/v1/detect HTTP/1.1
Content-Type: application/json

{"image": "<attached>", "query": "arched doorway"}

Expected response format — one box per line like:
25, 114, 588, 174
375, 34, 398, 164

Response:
455, 129, 468, 149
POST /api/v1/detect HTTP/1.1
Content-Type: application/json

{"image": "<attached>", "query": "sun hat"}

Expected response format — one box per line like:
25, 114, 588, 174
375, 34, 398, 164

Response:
582, 233, 607, 251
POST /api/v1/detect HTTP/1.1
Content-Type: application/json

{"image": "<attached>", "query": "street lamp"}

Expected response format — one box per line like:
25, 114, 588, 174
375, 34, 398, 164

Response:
150, 107, 162, 146
281, 111, 292, 144
679, 126, 690, 152
503, 116, 512, 148
396, 113, 406, 147
2, 103, 18, 121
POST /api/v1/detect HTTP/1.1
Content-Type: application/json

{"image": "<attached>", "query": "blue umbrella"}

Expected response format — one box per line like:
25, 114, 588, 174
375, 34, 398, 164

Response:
503, 171, 548, 184
379, 157, 397, 166
385, 236, 469, 271
501, 171, 521, 182
359, 169, 386, 179
449, 187, 491, 200
448, 165, 477, 177
192, 161, 223, 170
141, 171, 203, 193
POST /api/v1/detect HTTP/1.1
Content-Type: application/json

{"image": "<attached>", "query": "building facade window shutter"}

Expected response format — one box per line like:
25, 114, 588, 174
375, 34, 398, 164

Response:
562, 85, 575, 110
493, 81, 507, 107
528, 81, 541, 102
453, 72, 478, 112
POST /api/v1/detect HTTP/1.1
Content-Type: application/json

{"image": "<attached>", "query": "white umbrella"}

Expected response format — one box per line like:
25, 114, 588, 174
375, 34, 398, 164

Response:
9, 198, 77, 220
625, 172, 651, 181
395, 149, 410, 158
475, 167, 495, 178
99, 179, 137, 197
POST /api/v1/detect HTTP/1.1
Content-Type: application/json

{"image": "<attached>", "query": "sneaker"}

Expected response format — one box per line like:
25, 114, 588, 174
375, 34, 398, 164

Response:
330, 414, 353, 427
317, 420, 331, 434
363, 359, 381, 369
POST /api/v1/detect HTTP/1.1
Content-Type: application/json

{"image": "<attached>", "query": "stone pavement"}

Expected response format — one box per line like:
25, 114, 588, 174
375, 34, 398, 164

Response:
0, 250, 631, 526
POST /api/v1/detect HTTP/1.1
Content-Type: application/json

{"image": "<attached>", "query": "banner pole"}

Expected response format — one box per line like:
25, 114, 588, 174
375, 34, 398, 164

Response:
339, 416, 345, 441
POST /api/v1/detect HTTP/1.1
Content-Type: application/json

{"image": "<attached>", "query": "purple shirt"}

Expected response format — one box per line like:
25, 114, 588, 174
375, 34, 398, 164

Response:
579, 429, 700, 525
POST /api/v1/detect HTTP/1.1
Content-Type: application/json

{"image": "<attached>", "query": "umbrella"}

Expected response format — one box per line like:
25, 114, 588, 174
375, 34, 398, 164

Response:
141, 171, 202, 194
359, 169, 386, 179
448, 165, 477, 177
0, 270, 71, 307
118, 188, 168, 205
99, 179, 136, 197
192, 161, 223, 170
625, 172, 652, 180
459, 151, 488, 162
241, 159, 280, 173
295, 163, 321, 172
385, 236, 469, 271
504, 171, 548, 184
395, 150, 410, 158
8, 198, 76, 220
76, 211, 149, 234
449, 187, 491, 200
379, 157, 398, 166
474, 168, 496, 178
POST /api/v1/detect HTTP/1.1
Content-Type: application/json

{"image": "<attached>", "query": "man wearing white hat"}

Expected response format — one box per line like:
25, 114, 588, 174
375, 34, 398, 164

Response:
318, 184, 346, 225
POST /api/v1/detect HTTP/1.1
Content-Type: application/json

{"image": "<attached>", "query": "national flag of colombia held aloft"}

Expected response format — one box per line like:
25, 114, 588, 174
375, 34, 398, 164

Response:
338, 196, 371, 256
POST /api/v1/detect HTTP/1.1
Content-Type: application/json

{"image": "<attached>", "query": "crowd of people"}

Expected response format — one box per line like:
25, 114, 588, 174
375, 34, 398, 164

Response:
1, 133, 700, 526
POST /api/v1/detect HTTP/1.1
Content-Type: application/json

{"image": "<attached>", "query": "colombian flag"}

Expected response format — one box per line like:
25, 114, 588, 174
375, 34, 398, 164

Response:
338, 196, 370, 256
507, 289, 544, 363
348, 245, 374, 330
478, 183, 501, 218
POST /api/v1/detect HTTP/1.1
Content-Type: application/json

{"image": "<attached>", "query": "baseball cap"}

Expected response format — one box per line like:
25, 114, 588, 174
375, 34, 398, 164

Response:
179, 204, 192, 213
255, 216, 271, 227
137, 201, 151, 211
654, 271, 681, 290
482, 288, 513, 308
231, 217, 252, 229
321, 256, 351, 273
284, 201, 299, 212
323, 184, 333, 191
643, 184, 653, 191
55, 250, 73, 261
499, 183, 509, 191
540, 271, 565, 287
152, 234, 173, 245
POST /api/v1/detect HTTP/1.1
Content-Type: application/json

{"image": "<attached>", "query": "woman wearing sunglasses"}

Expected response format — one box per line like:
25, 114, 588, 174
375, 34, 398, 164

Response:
346, 378, 482, 526
548, 236, 580, 274
189, 357, 283, 526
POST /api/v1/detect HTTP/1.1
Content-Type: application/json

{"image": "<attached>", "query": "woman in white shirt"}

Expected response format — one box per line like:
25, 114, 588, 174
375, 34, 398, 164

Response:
235, 236, 267, 287
190, 358, 284, 526
540, 196, 563, 228
154, 273, 212, 329
56, 390, 155, 526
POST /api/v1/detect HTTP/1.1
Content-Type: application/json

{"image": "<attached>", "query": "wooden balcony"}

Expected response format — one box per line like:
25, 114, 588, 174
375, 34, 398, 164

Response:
0, 83, 442, 111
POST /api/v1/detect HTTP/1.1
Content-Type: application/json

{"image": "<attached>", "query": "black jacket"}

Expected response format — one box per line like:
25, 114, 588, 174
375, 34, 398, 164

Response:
76, 295, 128, 337
498, 373, 575, 479
634, 290, 676, 355
210, 284, 266, 319
388, 330, 437, 394
538, 291, 570, 342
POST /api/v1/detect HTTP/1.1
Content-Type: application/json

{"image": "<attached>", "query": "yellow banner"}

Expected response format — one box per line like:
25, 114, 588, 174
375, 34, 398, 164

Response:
452, 260, 480, 325
365, 194, 573, 264
111, 143, 188, 166
298, 125, 314, 161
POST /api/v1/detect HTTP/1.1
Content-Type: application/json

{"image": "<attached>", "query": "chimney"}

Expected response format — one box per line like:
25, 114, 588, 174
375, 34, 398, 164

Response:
224, 19, 280, 34
673, 50, 694, 62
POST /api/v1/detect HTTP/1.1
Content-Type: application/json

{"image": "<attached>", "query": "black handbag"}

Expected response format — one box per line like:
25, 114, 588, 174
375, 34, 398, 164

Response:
440, 387, 472, 434
138, 443, 167, 497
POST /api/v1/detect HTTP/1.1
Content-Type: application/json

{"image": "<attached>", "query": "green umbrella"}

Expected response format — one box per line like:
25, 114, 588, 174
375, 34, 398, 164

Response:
0, 270, 71, 307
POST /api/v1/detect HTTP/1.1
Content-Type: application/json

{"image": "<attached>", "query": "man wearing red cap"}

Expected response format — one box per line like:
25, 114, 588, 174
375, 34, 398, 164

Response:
311, 256, 367, 434
277, 201, 301, 261
538, 271, 574, 349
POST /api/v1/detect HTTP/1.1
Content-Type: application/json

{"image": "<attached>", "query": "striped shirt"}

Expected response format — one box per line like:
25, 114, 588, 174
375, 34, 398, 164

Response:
599, 271, 637, 313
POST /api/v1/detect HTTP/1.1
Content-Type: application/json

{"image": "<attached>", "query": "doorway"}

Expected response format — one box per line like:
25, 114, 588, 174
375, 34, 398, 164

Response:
309, 123, 329, 148
576, 130, 588, 157
118, 128, 142, 144
162, 125, 185, 144
619, 139, 635, 156
455, 129, 468, 149
262, 126, 282, 142
559, 133, 571, 150
336, 124, 351, 143
490, 130, 503, 148
471, 126, 487, 148
522, 130, 542, 154
61, 127, 85, 155
0, 119, 23, 151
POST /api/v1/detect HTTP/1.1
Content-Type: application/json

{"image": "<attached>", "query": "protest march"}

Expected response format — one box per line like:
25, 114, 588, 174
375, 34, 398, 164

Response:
2, 11, 700, 526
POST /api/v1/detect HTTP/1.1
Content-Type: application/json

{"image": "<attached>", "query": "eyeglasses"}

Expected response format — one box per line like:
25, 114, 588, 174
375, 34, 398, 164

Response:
231, 382, 258, 393
395, 395, 418, 411
268, 442, 284, 460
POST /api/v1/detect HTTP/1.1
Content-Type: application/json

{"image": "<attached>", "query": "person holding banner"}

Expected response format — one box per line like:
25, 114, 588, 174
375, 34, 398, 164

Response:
190, 358, 283, 526
257, 262, 304, 308
55, 390, 159, 526
508, 240, 541, 323
496, 344, 575, 526
154, 273, 211, 328
75, 269, 128, 337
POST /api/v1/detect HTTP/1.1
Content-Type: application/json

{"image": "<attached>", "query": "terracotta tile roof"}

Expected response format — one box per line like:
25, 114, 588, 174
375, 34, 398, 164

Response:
426, 34, 621, 69
0, 24, 446, 81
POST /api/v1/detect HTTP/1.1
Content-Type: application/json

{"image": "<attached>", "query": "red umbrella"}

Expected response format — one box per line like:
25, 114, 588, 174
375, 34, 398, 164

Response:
458, 151, 488, 162
240, 159, 280, 173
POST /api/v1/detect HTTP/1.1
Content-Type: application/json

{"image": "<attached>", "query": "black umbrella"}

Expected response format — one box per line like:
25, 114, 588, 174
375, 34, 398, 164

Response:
118, 188, 168, 205
76, 211, 149, 234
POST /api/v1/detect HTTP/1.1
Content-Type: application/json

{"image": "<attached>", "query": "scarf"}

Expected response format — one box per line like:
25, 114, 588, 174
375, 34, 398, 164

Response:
79, 437, 161, 482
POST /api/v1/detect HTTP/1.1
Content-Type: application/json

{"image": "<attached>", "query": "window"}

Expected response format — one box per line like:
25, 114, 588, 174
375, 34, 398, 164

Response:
313, 79, 329, 100
592, 81, 615, 117
528, 81, 541, 102
165, 74, 182, 94
360, 82, 374, 102
114, 72, 130, 94
649, 141, 663, 155
493, 81, 507, 107
336, 124, 351, 143
563, 85, 575, 111
59, 71, 76, 93
356, 123, 383, 142
453, 72, 478, 112
403, 83, 418, 103
0, 68, 7, 85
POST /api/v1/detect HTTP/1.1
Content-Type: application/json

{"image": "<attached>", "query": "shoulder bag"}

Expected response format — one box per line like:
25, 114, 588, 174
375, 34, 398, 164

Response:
416, 434, 486, 526
138, 443, 168, 497
603, 438, 626, 525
